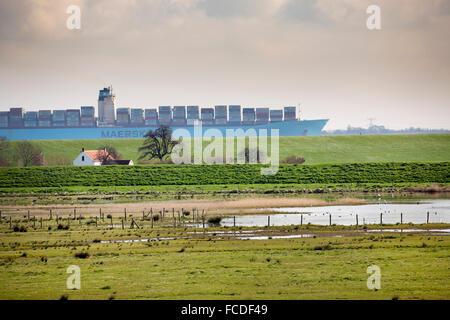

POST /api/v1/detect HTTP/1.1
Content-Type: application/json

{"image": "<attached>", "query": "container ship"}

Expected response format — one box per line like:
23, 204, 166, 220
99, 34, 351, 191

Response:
0, 87, 328, 140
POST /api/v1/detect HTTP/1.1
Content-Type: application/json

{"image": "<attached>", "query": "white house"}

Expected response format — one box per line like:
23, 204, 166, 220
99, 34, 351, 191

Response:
73, 148, 134, 166
73, 148, 108, 166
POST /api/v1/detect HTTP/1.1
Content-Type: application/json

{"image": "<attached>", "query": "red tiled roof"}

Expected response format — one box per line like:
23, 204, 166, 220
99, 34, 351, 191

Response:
84, 150, 115, 162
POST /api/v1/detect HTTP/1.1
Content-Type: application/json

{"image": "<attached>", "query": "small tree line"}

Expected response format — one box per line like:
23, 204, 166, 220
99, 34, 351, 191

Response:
0, 139, 46, 167
0, 138, 124, 167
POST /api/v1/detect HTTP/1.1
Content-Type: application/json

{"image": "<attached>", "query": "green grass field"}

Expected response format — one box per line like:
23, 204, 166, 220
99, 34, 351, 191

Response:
0, 221, 449, 299
1, 133, 449, 300
5, 134, 450, 165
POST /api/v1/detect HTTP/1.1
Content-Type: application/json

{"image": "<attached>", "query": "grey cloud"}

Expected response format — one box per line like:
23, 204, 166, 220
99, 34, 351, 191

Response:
197, 0, 271, 18
0, 1, 32, 40
278, 0, 321, 23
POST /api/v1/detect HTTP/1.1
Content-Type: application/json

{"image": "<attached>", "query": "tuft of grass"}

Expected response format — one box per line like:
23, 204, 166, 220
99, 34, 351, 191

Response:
313, 244, 333, 251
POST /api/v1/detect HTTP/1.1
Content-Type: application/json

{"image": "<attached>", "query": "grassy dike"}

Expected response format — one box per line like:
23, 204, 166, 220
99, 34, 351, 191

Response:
5, 133, 450, 165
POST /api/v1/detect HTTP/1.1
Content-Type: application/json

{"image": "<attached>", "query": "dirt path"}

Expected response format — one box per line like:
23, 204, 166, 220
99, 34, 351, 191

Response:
0, 197, 367, 216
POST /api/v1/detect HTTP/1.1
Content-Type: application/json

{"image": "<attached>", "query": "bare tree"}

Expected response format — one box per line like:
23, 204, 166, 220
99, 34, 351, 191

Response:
96, 145, 122, 165
14, 141, 44, 167
138, 126, 179, 161
0, 137, 10, 166
238, 147, 266, 164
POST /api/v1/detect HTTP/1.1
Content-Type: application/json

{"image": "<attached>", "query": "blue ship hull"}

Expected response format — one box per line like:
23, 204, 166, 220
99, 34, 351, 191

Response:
0, 119, 328, 140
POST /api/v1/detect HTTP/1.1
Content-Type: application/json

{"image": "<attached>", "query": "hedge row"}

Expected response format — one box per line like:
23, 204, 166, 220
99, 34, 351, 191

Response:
0, 162, 448, 188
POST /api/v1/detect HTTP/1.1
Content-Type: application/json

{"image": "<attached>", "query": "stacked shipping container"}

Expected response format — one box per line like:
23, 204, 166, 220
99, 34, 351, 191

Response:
52, 110, 66, 127
187, 106, 199, 125
158, 106, 172, 124
24, 112, 38, 128
201, 108, 214, 126
242, 108, 256, 125
0, 112, 8, 128
66, 109, 80, 127
284, 106, 297, 121
214, 106, 227, 125
270, 110, 283, 122
172, 106, 186, 125
228, 105, 241, 125
255, 108, 269, 124
8, 108, 24, 128
130, 108, 144, 126
145, 109, 158, 126
38, 110, 52, 127
1, 105, 301, 129
116, 108, 130, 126
81, 106, 95, 127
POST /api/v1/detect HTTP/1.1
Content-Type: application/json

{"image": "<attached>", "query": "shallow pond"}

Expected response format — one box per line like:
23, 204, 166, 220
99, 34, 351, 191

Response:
221, 199, 450, 227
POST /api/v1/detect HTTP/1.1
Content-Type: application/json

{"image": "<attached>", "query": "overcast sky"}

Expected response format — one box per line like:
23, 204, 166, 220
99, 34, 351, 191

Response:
0, 0, 449, 130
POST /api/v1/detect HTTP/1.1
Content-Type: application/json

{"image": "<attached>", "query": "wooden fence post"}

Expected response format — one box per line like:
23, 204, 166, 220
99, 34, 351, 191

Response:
110, 216, 113, 228
28, 210, 30, 222
151, 213, 154, 228
401, 213, 403, 224
0, 210, 2, 221
301, 214, 303, 226
67, 216, 70, 227
124, 208, 127, 221
95, 216, 98, 228
202, 210, 205, 228
121, 218, 124, 230
40, 217, 43, 229
50, 209, 52, 220
172, 210, 176, 227
329, 214, 331, 226
233, 216, 236, 227
74, 208, 76, 220
427, 211, 429, 224
268, 216, 270, 227
380, 213, 383, 225
356, 214, 359, 226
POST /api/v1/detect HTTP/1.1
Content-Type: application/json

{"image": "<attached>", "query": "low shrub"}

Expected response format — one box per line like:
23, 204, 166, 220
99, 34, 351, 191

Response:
13, 225, 27, 232
281, 155, 306, 164
74, 251, 90, 259
207, 216, 222, 225
313, 244, 332, 251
